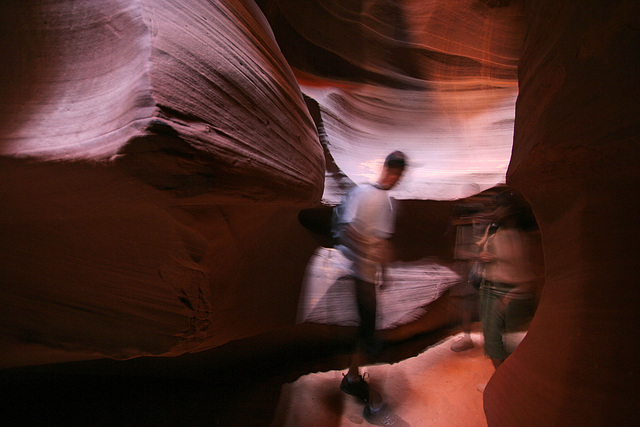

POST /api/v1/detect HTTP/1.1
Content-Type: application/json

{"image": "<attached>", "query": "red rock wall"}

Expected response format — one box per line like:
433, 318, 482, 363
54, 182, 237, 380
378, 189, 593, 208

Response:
486, 1, 640, 425
0, 0, 324, 366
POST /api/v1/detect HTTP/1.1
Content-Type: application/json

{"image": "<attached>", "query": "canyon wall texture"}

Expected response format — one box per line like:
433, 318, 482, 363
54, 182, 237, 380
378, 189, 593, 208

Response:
260, 0, 526, 201
1, 0, 325, 365
1, 0, 639, 425
486, 1, 640, 425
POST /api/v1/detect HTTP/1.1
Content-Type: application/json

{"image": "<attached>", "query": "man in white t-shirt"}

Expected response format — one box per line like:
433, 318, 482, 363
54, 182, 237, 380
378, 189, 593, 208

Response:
337, 151, 407, 421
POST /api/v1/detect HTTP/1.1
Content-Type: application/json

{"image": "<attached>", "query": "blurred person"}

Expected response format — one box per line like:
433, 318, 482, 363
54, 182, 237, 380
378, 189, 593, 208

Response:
333, 151, 407, 423
448, 199, 494, 352
476, 189, 543, 369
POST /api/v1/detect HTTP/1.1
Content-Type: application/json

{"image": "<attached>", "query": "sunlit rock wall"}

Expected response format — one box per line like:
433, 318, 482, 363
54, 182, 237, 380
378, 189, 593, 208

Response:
0, 0, 324, 366
485, 1, 640, 425
257, 0, 526, 202
1, 0, 323, 201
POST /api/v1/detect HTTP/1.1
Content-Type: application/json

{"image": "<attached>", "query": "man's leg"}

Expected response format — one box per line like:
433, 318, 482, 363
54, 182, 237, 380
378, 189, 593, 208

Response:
355, 278, 377, 350
503, 296, 534, 357
346, 278, 377, 378
342, 278, 377, 402
480, 282, 507, 367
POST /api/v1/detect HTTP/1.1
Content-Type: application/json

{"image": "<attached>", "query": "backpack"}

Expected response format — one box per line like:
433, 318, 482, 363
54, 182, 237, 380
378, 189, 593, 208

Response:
330, 186, 356, 244
331, 196, 347, 244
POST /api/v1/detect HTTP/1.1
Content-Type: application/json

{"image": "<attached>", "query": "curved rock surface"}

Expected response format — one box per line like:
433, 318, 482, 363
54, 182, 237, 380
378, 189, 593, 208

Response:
1, 0, 324, 202
1, 0, 324, 363
260, 0, 526, 201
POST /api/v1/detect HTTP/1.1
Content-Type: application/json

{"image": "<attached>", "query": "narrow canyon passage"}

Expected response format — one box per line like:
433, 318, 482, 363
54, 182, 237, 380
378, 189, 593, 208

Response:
1, 1, 638, 425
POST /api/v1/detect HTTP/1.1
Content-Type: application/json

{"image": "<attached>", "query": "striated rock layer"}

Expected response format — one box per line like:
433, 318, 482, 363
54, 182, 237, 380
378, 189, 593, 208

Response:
1, 0, 324, 365
257, 0, 526, 201
1, 0, 324, 202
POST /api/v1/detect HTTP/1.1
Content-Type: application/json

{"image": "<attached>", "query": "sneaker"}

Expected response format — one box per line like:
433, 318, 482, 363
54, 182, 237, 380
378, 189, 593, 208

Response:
363, 404, 406, 426
340, 373, 370, 403
450, 335, 474, 352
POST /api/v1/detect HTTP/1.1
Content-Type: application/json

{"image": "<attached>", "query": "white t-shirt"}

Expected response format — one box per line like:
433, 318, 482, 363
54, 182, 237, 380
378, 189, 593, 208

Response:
336, 183, 396, 282
342, 183, 396, 240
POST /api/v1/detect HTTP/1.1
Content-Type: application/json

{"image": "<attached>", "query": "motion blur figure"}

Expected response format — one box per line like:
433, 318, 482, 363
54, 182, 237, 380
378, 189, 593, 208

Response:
333, 151, 407, 424
476, 189, 543, 369
448, 196, 494, 353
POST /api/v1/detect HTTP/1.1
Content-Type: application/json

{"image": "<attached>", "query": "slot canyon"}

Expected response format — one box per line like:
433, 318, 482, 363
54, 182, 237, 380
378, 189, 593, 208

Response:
1, 0, 638, 425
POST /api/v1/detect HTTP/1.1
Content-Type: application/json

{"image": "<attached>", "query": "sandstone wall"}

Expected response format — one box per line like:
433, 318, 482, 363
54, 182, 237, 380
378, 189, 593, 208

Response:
0, 0, 324, 365
486, 1, 640, 425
